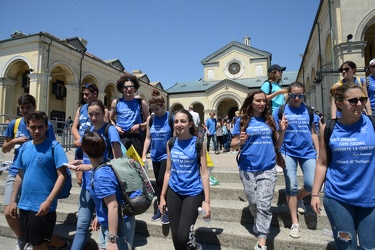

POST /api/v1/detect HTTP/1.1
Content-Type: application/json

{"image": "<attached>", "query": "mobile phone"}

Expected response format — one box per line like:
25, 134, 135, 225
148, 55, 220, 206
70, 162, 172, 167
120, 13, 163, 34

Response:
62, 163, 77, 169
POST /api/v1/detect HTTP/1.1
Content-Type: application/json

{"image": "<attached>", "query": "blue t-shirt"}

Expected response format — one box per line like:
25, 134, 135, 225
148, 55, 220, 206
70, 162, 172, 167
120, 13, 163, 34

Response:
82, 124, 121, 191
273, 104, 316, 159
169, 136, 203, 196
4, 118, 56, 176
150, 112, 173, 162
367, 75, 375, 112
15, 139, 68, 212
313, 114, 320, 135
78, 104, 91, 136
90, 165, 122, 227
233, 117, 276, 172
116, 98, 142, 132
205, 118, 217, 135
260, 81, 285, 112
325, 115, 375, 207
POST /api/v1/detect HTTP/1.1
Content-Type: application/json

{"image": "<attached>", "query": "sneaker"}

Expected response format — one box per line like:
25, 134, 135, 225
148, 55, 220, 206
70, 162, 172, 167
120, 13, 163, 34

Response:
15, 239, 23, 250
161, 211, 169, 224
276, 165, 284, 173
297, 200, 306, 214
151, 209, 162, 222
289, 224, 300, 238
215, 151, 220, 154
254, 242, 267, 250
209, 175, 219, 186
23, 243, 33, 250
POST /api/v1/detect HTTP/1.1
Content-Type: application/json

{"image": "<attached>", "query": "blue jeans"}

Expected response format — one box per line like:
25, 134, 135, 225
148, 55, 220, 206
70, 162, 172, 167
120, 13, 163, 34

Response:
71, 188, 96, 250
324, 196, 375, 249
283, 155, 315, 196
98, 216, 136, 250
206, 134, 218, 151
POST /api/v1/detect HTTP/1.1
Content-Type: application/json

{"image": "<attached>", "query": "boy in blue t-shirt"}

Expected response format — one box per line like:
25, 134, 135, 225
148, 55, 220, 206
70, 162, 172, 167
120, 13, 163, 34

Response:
9, 111, 68, 249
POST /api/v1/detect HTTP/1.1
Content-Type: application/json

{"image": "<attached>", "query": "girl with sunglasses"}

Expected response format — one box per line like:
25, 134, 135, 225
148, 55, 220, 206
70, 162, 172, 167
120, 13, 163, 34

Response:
311, 84, 375, 249
273, 82, 319, 239
330, 61, 372, 118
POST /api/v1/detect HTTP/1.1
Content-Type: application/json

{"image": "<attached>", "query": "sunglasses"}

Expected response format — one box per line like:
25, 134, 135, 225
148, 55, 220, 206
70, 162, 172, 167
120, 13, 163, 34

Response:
123, 85, 135, 90
370, 65, 375, 69
339, 67, 350, 72
347, 97, 368, 106
289, 93, 305, 99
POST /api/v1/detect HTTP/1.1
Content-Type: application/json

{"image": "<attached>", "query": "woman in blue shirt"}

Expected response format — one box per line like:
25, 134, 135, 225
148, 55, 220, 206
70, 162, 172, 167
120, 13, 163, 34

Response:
231, 90, 287, 250
159, 109, 210, 250
70, 100, 125, 250
311, 84, 375, 249
273, 82, 319, 239
142, 89, 173, 224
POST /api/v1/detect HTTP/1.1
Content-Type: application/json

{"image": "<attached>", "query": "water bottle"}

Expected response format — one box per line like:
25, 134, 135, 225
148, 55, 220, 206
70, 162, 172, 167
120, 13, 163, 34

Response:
321, 228, 333, 238
142, 159, 149, 169
198, 207, 211, 222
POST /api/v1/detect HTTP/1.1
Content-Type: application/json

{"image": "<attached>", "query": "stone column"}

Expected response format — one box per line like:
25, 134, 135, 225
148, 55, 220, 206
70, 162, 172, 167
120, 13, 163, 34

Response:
0, 78, 17, 119
28, 73, 51, 111
65, 84, 80, 118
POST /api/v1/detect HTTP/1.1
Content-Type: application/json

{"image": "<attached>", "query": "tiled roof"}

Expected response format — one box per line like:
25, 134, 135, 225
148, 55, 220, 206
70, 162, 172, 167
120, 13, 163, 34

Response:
166, 71, 298, 94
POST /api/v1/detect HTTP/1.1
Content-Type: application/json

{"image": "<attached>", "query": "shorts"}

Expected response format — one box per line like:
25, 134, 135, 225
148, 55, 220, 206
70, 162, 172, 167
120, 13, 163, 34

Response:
19, 209, 56, 246
3, 174, 20, 206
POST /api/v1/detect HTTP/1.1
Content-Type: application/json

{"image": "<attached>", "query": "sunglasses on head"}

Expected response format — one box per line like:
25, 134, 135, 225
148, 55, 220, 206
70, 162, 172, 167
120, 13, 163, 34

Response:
347, 97, 368, 106
289, 93, 305, 99
339, 67, 350, 72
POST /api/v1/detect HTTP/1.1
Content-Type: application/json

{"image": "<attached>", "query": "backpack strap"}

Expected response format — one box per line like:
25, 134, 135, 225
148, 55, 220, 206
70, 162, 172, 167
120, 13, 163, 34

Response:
278, 104, 313, 126
277, 105, 285, 121
103, 123, 114, 160
306, 105, 314, 126
168, 112, 174, 135
268, 81, 272, 94
13, 118, 22, 138
323, 119, 337, 166
167, 136, 177, 152
135, 98, 144, 122
148, 114, 155, 128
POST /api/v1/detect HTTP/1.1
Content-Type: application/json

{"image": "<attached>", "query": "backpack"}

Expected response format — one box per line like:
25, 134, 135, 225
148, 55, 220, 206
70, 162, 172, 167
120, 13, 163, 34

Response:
94, 156, 154, 216
51, 141, 72, 199
324, 116, 375, 166
277, 104, 314, 126
222, 125, 228, 135
149, 112, 174, 135
167, 136, 204, 167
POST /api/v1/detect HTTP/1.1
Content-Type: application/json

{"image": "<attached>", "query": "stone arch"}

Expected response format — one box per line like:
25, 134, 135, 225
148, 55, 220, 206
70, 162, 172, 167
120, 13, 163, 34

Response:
81, 74, 100, 88
103, 81, 118, 110
189, 101, 205, 126
49, 61, 77, 85
324, 33, 333, 68
1, 55, 32, 78
356, 10, 375, 65
210, 91, 243, 112
170, 102, 184, 113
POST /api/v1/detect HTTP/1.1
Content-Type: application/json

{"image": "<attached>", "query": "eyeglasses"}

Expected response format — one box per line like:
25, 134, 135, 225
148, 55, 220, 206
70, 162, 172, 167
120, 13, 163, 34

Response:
123, 85, 134, 90
289, 93, 305, 99
347, 97, 368, 106
370, 65, 375, 69
339, 67, 350, 72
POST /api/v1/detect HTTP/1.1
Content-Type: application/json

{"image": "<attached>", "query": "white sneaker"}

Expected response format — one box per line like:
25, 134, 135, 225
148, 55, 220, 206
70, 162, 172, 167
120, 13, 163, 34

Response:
297, 200, 306, 214
254, 242, 267, 250
290, 224, 300, 238
23, 243, 33, 250
276, 165, 283, 173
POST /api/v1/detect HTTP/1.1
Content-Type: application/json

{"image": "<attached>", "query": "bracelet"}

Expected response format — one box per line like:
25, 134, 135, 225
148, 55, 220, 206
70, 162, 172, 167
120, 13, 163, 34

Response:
311, 194, 319, 197
203, 201, 210, 204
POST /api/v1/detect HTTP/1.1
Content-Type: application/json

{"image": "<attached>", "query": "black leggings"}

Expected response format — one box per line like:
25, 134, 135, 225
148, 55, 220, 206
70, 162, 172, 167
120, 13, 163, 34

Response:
152, 159, 167, 203
167, 187, 203, 250
120, 133, 143, 157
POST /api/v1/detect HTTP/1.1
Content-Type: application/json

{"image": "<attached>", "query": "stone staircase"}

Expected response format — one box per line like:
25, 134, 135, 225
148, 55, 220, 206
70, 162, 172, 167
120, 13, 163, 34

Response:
0, 153, 335, 249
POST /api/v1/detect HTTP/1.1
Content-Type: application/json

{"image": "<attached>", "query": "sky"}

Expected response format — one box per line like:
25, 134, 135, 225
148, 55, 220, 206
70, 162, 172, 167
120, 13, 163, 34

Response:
0, 0, 320, 90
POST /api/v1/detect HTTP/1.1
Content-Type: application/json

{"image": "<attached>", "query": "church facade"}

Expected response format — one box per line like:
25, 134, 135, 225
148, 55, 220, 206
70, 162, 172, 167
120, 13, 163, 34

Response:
167, 35, 297, 123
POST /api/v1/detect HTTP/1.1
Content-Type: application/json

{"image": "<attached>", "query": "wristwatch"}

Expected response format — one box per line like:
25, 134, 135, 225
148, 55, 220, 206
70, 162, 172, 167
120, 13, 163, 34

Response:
108, 233, 118, 243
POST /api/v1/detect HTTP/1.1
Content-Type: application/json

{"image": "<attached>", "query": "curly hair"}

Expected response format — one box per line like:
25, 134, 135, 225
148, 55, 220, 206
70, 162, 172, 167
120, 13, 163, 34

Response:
239, 89, 277, 142
116, 73, 140, 92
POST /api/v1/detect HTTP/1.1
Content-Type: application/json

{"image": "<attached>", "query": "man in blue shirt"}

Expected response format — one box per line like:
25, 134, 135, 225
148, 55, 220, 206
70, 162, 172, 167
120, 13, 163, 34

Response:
204, 112, 219, 154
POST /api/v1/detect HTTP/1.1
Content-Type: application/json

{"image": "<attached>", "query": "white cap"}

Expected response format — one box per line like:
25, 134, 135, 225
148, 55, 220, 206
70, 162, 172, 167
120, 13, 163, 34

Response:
369, 58, 375, 66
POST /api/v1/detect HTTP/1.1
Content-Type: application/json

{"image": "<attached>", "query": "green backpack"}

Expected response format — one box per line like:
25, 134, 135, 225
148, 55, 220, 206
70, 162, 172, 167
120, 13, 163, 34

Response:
94, 156, 154, 216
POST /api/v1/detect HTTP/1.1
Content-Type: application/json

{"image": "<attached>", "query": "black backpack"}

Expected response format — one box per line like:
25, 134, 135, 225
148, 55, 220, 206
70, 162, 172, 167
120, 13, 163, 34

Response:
149, 111, 174, 135
277, 104, 314, 126
167, 136, 204, 166
324, 116, 375, 166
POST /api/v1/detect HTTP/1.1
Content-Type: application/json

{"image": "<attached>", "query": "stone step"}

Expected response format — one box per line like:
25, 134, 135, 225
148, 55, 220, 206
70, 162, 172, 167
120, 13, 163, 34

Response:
0, 211, 335, 250
0, 193, 330, 231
